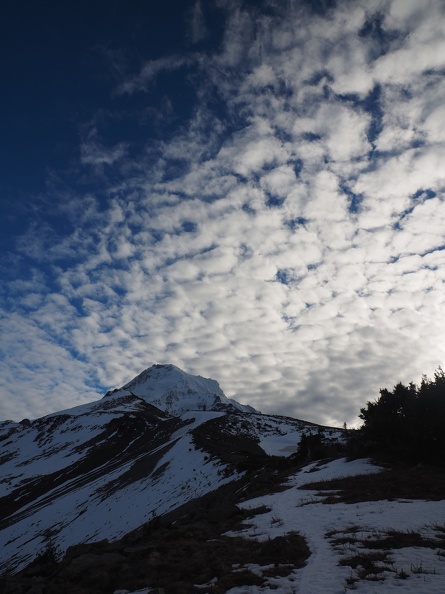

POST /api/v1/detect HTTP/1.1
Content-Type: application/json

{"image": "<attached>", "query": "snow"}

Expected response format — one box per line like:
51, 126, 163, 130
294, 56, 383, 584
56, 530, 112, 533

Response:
258, 430, 305, 456
0, 405, 241, 574
118, 363, 257, 415
2, 363, 443, 592
225, 458, 445, 594
0, 399, 163, 499
295, 456, 383, 482
229, 412, 345, 457
0, 436, 240, 574
176, 410, 226, 431
0, 366, 253, 573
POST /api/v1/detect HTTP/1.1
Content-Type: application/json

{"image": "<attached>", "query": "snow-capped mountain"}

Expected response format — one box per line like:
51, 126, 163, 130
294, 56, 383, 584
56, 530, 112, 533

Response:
111, 363, 258, 415
0, 364, 341, 576
2, 365, 444, 594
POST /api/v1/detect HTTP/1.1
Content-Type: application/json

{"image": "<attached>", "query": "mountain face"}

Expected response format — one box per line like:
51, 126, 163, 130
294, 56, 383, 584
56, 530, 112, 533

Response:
111, 363, 258, 415
0, 365, 343, 576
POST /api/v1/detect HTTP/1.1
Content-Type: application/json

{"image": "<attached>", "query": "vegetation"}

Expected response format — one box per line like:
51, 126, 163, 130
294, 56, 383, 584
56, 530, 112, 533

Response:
354, 367, 445, 465
300, 465, 445, 502
326, 524, 445, 588
1, 502, 309, 594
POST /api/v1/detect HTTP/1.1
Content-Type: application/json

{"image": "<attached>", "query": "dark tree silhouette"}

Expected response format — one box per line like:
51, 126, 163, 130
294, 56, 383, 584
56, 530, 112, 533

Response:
357, 367, 445, 465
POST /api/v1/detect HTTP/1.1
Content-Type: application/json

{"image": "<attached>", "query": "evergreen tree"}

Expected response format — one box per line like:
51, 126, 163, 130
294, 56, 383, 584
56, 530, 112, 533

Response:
358, 368, 445, 465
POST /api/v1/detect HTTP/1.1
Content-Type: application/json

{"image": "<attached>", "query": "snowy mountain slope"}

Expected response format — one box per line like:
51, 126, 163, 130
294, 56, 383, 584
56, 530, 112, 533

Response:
193, 409, 345, 468
0, 404, 236, 573
2, 364, 443, 593
0, 364, 342, 575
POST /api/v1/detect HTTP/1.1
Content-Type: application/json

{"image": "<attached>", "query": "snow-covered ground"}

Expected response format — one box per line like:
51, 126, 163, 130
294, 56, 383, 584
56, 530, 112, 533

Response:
222, 458, 445, 594
0, 409, 240, 574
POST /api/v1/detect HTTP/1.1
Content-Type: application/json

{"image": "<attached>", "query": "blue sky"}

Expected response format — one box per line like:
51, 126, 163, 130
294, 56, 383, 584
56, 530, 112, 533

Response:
1, 0, 445, 426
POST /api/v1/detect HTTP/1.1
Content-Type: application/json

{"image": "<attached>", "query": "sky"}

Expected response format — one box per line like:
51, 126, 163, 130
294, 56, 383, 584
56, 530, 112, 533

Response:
1, 0, 445, 427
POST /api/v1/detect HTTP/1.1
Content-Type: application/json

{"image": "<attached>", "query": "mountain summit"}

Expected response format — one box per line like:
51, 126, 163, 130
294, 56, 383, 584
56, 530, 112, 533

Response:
2, 369, 443, 594
107, 363, 258, 415
0, 364, 341, 577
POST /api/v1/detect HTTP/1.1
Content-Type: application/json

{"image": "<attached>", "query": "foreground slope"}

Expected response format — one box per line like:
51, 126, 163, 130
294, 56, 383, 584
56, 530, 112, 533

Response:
226, 459, 445, 593
4, 459, 445, 594
0, 365, 341, 574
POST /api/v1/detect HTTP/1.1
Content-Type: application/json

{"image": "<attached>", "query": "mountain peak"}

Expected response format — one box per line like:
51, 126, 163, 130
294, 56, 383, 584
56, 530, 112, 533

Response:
108, 364, 258, 416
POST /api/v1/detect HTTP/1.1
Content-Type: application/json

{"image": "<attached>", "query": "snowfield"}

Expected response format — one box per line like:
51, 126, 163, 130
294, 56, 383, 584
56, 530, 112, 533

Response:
223, 458, 445, 594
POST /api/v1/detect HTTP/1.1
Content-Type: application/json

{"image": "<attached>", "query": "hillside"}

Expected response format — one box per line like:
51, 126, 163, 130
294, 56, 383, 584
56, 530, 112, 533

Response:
0, 365, 341, 576
1, 365, 445, 593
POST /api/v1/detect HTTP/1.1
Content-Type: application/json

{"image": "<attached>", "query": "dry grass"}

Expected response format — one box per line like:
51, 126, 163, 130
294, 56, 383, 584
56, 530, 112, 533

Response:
326, 524, 445, 589
300, 464, 445, 503
339, 550, 392, 580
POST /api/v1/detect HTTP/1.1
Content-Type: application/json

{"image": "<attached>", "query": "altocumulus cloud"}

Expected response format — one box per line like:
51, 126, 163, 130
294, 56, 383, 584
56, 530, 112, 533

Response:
1, 0, 445, 426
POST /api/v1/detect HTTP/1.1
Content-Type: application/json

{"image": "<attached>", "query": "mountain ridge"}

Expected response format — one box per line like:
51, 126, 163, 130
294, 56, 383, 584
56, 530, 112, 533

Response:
2, 365, 445, 594
0, 364, 343, 577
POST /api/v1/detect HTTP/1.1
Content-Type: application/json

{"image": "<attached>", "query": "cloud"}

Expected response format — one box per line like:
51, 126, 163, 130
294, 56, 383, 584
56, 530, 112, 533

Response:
2, 0, 445, 427
80, 128, 128, 167
0, 312, 100, 421
117, 55, 193, 96
188, 0, 207, 44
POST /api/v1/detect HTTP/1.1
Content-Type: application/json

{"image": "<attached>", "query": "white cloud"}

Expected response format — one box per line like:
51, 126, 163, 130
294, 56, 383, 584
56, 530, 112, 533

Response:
0, 313, 101, 421
2, 0, 445, 428
375, 3, 445, 84
260, 165, 297, 198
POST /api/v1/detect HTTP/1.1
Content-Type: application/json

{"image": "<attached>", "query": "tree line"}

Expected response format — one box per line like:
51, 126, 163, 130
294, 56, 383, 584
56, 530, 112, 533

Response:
353, 367, 445, 465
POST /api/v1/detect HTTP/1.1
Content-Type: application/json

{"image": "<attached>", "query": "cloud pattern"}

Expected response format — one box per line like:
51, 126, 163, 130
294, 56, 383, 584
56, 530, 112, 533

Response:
2, 0, 445, 426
